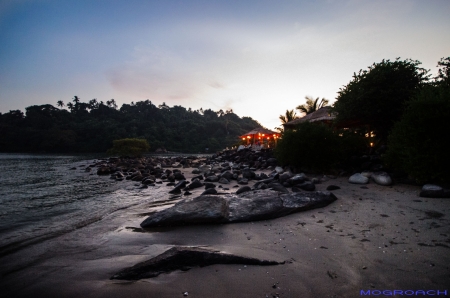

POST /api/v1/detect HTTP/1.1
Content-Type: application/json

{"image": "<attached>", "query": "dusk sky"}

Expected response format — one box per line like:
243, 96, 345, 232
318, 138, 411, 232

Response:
1, 0, 449, 130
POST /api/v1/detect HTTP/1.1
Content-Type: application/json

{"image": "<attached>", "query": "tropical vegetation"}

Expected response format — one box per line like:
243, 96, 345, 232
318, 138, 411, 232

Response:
0, 98, 262, 153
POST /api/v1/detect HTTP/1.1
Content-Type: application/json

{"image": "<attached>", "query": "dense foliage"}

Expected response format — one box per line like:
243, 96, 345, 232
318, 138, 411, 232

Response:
107, 138, 150, 157
333, 58, 429, 140
275, 122, 341, 172
384, 58, 450, 184
0, 99, 261, 153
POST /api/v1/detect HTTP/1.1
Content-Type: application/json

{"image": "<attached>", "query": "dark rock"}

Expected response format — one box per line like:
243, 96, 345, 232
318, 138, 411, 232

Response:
174, 172, 186, 180
221, 171, 234, 180
205, 175, 219, 182
236, 186, 252, 194
291, 187, 301, 192
204, 183, 216, 189
191, 174, 204, 181
111, 246, 283, 280
420, 184, 450, 198
184, 191, 192, 196
219, 178, 230, 184
238, 178, 248, 185
298, 181, 315, 191
188, 179, 203, 190
288, 174, 306, 185
267, 182, 289, 193
242, 170, 255, 179
142, 179, 155, 185
326, 185, 341, 191
201, 188, 218, 195
279, 172, 291, 184
169, 188, 182, 194
140, 190, 337, 228
173, 180, 188, 189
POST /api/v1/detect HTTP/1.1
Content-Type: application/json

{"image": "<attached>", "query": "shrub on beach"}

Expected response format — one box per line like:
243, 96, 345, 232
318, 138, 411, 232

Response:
275, 122, 340, 172
107, 138, 150, 157
384, 85, 450, 184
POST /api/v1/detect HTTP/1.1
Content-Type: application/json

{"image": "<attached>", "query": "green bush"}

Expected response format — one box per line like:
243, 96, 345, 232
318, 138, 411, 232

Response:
384, 86, 450, 184
275, 122, 340, 172
107, 138, 150, 157
337, 129, 368, 165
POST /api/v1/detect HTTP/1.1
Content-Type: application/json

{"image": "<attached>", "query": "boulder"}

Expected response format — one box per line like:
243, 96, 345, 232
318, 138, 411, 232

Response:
204, 183, 216, 189
279, 172, 291, 184
174, 172, 186, 180
348, 173, 369, 184
267, 182, 289, 193
420, 184, 450, 198
205, 175, 219, 182
238, 178, 248, 185
188, 179, 203, 190
111, 246, 282, 280
140, 190, 337, 228
297, 181, 315, 191
371, 172, 392, 186
236, 186, 252, 195
326, 185, 341, 191
219, 178, 230, 184
275, 166, 284, 173
191, 174, 204, 181
220, 171, 234, 181
288, 174, 306, 185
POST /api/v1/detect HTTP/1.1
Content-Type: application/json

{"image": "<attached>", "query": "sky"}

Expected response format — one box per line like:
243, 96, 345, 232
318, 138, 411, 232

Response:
1, 0, 449, 130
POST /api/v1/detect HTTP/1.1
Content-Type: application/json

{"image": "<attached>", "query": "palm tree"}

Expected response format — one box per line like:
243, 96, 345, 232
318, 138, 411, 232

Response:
296, 96, 329, 115
88, 99, 98, 109
57, 100, 64, 108
279, 109, 297, 124
67, 102, 74, 112
72, 96, 80, 104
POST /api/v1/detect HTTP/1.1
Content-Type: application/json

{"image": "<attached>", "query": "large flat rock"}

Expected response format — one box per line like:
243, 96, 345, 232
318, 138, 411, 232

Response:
111, 246, 283, 280
140, 190, 337, 228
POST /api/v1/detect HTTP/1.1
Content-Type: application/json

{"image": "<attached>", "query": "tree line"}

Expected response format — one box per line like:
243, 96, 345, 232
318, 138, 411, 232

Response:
0, 99, 261, 153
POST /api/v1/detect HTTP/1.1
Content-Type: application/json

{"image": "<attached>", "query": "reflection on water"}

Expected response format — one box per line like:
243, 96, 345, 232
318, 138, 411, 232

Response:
0, 153, 160, 255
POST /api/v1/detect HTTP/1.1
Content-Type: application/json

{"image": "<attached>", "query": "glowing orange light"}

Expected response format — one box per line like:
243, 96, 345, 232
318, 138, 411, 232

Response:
262, 134, 265, 136
247, 136, 251, 139
242, 138, 245, 141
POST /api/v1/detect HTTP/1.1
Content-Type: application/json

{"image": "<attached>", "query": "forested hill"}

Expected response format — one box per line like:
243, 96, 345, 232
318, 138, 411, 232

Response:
0, 99, 262, 153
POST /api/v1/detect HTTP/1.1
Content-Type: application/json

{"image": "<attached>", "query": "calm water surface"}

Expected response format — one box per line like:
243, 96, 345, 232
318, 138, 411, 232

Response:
0, 153, 159, 256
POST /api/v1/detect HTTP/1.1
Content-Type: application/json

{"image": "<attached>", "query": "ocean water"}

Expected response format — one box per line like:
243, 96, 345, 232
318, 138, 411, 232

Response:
0, 153, 160, 258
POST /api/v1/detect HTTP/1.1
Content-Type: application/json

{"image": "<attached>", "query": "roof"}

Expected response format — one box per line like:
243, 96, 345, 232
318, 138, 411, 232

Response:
283, 106, 335, 127
240, 127, 279, 138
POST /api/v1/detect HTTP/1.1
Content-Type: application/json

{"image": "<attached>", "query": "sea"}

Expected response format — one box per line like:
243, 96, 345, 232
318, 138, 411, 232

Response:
0, 153, 164, 258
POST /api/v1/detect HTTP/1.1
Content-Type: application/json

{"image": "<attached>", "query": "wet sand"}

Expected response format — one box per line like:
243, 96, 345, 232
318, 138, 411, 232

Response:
1, 168, 449, 298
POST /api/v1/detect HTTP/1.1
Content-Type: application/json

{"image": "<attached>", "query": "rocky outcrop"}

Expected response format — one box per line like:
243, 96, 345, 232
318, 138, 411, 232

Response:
111, 246, 283, 280
140, 189, 337, 228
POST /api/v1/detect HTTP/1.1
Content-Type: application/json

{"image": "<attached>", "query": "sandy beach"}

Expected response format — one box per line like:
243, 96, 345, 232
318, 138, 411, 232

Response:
1, 167, 449, 298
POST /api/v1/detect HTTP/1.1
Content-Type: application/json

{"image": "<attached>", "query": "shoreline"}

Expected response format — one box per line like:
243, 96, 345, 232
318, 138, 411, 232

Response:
1, 157, 449, 298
